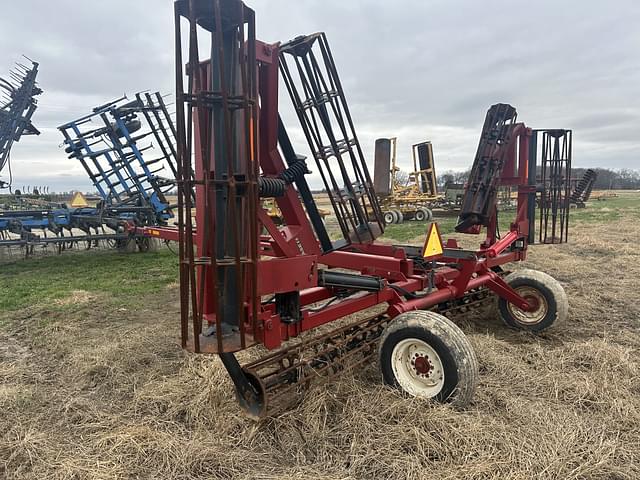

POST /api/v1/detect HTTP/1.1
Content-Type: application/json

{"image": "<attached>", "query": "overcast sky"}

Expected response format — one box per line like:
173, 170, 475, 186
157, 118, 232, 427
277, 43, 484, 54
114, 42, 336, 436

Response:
1, 0, 638, 192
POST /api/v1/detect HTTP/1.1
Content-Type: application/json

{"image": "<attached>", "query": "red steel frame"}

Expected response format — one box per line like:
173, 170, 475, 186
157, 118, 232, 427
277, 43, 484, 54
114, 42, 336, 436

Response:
143, 40, 537, 354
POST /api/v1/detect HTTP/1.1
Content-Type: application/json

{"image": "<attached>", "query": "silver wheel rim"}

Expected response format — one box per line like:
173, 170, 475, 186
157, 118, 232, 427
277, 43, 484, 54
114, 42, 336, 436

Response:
507, 286, 548, 325
391, 338, 444, 398
384, 212, 394, 224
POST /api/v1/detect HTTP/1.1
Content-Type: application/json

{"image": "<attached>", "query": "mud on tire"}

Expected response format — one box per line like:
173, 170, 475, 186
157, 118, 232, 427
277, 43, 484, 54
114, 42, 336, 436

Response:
498, 269, 568, 332
378, 310, 478, 407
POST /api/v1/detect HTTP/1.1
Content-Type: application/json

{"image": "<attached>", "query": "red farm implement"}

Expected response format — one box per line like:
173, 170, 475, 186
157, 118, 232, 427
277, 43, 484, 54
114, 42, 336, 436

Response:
165, 0, 571, 418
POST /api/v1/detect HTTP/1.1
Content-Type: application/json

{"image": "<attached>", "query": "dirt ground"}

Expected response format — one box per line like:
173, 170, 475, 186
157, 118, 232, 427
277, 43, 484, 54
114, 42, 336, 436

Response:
1, 202, 639, 479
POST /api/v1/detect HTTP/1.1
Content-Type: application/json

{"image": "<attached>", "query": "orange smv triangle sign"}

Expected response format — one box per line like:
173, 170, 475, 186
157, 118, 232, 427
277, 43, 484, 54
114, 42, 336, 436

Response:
422, 222, 444, 258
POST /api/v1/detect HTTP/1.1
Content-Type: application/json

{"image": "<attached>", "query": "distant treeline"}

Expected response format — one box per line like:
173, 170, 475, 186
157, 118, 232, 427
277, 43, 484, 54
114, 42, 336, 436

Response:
574, 168, 640, 190
439, 168, 640, 190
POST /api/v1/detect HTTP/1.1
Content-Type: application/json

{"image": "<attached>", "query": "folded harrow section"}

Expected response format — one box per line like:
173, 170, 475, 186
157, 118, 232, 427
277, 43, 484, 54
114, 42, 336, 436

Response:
536, 129, 572, 244
0, 59, 42, 189
279, 33, 384, 245
570, 168, 597, 207
1, 92, 180, 255
455, 103, 518, 233
58, 93, 178, 225
174, 0, 259, 354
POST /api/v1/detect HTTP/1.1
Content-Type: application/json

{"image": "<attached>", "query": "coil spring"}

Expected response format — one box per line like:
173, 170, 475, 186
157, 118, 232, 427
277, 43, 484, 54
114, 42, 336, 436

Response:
258, 177, 287, 198
258, 159, 310, 198
279, 160, 309, 184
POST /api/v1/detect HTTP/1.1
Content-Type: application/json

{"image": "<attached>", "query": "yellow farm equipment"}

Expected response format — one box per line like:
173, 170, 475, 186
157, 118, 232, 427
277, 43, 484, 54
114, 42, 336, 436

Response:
262, 198, 330, 226
373, 137, 446, 224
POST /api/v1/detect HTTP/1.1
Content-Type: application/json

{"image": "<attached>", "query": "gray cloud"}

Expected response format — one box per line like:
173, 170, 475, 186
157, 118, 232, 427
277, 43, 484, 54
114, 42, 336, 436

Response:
1, 0, 638, 191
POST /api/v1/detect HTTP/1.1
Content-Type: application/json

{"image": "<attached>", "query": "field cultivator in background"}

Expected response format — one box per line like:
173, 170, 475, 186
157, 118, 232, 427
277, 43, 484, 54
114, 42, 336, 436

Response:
569, 168, 597, 208
372, 128, 575, 234
0, 58, 42, 189
0, 93, 179, 258
59, 93, 179, 222
374, 137, 449, 224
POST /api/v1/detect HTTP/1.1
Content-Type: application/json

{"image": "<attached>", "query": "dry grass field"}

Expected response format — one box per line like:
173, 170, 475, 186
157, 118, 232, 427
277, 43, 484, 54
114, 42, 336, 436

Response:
1, 192, 639, 479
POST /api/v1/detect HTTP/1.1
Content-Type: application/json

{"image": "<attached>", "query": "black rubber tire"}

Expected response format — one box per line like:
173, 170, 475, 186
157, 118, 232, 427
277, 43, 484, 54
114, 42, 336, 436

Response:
378, 310, 478, 407
147, 237, 160, 252
414, 209, 426, 222
394, 210, 404, 224
137, 237, 160, 253
498, 269, 568, 332
422, 207, 433, 222
116, 238, 137, 253
383, 211, 395, 225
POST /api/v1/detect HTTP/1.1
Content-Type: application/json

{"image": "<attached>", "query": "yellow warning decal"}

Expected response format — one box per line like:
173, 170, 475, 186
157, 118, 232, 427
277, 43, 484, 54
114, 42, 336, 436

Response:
422, 222, 444, 258
70, 191, 89, 208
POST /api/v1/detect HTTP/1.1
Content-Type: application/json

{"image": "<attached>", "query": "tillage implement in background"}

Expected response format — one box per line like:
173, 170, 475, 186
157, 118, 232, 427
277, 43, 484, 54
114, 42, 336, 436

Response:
570, 168, 597, 208
373, 137, 444, 224
0, 58, 42, 190
1, 93, 180, 255
155, 0, 571, 418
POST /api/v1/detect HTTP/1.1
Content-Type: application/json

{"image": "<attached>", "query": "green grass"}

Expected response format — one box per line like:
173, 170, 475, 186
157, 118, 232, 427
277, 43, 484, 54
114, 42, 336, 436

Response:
1, 193, 638, 314
569, 194, 640, 223
381, 193, 640, 243
382, 217, 455, 243
1, 248, 178, 312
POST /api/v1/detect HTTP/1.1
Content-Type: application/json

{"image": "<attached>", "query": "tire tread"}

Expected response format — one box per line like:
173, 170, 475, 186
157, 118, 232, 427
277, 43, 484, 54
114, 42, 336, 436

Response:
379, 310, 478, 407
499, 268, 568, 331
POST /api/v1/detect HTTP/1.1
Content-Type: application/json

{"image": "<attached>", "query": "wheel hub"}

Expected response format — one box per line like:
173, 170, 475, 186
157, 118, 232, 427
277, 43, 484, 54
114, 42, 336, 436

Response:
507, 286, 548, 325
524, 294, 540, 310
391, 339, 445, 397
412, 355, 431, 375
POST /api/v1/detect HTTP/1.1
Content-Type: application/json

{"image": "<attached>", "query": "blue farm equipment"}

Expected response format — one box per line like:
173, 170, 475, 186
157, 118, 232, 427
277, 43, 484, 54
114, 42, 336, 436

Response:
0, 92, 179, 257
58, 93, 179, 223
0, 58, 42, 189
